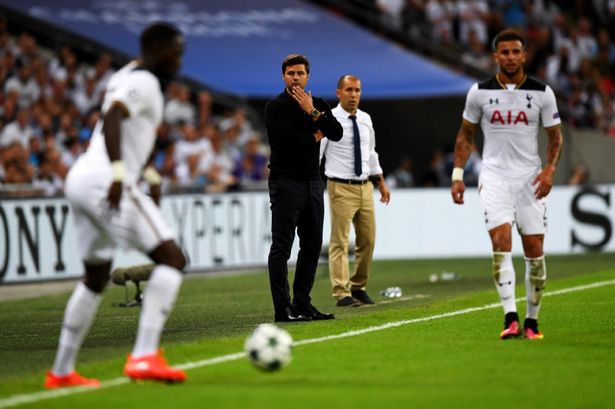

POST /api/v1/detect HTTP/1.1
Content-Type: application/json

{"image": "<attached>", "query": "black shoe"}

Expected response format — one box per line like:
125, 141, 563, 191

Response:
274, 306, 311, 322
351, 290, 375, 305
295, 304, 335, 320
336, 296, 362, 307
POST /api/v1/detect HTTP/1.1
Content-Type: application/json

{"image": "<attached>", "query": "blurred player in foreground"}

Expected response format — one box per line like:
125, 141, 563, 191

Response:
45, 22, 188, 389
451, 29, 563, 340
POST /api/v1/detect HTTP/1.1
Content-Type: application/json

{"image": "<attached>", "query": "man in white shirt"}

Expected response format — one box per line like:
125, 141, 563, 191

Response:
322, 75, 390, 307
451, 29, 563, 340
45, 22, 188, 389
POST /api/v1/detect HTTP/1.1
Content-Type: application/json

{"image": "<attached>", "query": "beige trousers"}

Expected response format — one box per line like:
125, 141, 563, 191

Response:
327, 179, 376, 300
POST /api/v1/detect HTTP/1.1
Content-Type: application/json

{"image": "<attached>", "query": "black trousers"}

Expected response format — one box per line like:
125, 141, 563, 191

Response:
268, 178, 324, 314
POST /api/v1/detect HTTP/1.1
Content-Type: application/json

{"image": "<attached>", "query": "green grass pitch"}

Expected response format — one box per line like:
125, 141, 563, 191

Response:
1, 253, 614, 409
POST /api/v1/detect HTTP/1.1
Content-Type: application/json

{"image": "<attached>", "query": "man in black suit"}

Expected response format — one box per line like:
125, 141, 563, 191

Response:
264, 54, 343, 322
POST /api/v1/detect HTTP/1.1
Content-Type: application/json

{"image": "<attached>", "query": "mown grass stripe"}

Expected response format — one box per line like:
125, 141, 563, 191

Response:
1, 278, 613, 409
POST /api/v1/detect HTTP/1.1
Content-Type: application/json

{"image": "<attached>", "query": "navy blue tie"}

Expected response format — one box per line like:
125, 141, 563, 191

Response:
349, 115, 362, 177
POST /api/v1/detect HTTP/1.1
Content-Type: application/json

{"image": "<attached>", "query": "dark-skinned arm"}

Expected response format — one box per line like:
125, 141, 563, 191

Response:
451, 119, 478, 205
103, 102, 129, 209
533, 125, 563, 199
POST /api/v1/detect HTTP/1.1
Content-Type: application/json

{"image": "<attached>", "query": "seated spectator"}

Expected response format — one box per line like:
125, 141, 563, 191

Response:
72, 72, 101, 116
202, 132, 237, 192
425, 0, 455, 42
32, 149, 64, 196
175, 153, 207, 191
28, 136, 42, 167
456, 0, 489, 46
461, 29, 494, 72
386, 157, 415, 188
568, 163, 591, 185
219, 108, 254, 148
422, 149, 447, 187
4, 57, 40, 109
0, 109, 33, 148
165, 83, 195, 125
233, 136, 268, 190
1, 141, 34, 184
174, 123, 212, 168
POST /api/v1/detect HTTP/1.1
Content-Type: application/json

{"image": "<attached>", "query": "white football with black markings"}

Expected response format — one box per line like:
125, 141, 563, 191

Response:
244, 323, 293, 371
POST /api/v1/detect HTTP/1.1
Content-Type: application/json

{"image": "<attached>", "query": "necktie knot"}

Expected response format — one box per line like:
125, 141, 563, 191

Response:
349, 114, 362, 177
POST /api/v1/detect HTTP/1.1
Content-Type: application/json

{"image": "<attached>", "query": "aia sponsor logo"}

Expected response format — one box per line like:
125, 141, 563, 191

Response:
490, 110, 529, 125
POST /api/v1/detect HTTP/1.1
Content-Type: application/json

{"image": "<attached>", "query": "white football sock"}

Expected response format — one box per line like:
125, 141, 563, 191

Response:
492, 252, 516, 314
132, 265, 183, 358
52, 282, 102, 376
525, 256, 546, 320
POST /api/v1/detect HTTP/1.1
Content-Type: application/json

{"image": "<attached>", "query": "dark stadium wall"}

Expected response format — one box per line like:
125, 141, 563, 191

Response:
249, 96, 469, 185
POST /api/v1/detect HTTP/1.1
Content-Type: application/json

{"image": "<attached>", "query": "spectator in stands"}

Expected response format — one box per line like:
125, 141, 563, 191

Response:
456, 0, 489, 46
425, 0, 455, 42
91, 53, 115, 98
196, 90, 213, 127
0, 141, 34, 184
174, 122, 212, 170
422, 148, 447, 186
376, 0, 405, 28
32, 149, 64, 196
4, 57, 39, 109
14, 31, 38, 62
164, 83, 195, 125
232, 135, 268, 190
72, 72, 100, 116
462, 29, 494, 72
203, 131, 236, 192
568, 163, 590, 185
219, 108, 254, 148
28, 135, 42, 166
0, 91, 18, 126
386, 157, 415, 188
0, 108, 33, 148
175, 152, 207, 191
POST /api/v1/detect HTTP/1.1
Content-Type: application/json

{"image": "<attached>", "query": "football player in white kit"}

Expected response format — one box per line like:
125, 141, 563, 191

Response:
45, 22, 188, 388
451, 29, 563, 340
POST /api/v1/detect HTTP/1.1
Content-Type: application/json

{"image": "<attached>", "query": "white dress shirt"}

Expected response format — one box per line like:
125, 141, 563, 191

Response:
322, 104, 383, 180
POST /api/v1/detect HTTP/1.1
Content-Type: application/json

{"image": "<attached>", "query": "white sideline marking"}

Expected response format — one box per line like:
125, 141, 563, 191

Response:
1, 278, 613, 409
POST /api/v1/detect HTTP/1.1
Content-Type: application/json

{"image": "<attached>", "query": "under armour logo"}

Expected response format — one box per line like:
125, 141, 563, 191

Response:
526, 94, 533, 109
490, 98, 499, 104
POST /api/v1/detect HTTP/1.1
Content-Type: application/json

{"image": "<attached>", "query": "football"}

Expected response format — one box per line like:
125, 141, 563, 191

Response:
244, 323, 293, 371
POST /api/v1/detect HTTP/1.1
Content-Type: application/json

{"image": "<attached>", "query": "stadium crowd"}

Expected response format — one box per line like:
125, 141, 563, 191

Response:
0, 17, 268, 197
2, 1, 615, 194
371, 0, 615, 134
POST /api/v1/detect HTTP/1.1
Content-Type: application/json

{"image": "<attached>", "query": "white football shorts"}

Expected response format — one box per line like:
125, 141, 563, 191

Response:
478, 171, 547, 235
65, 172, 176, 263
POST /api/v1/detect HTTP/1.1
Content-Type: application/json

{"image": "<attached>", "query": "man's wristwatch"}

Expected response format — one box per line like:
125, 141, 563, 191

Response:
310, 109, 320, 119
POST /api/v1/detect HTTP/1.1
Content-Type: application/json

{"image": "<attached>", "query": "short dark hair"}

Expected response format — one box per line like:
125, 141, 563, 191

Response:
492, 29, 526, 51
140, 22, 182, 53
282, 54, 309, 74
336, 74, 359, 89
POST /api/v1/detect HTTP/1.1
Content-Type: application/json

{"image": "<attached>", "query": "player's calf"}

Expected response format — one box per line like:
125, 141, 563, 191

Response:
525, 256, 546, 305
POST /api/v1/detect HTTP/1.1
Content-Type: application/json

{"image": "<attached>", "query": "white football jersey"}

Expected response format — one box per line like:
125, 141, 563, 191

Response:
70, 61, 164, 185
462, 75, 561, 178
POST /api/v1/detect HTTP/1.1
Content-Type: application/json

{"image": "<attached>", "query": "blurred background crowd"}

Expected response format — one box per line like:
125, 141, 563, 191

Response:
0, 0, 611, 196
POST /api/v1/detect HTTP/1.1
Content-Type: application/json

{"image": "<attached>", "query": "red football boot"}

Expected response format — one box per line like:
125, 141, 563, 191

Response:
124, 350, 186, 383
44, 371, 100, 389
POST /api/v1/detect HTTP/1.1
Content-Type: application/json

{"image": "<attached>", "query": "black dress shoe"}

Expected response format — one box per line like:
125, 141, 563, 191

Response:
336, 296, 362, 307
351, 290, 375, 305
274, 306, 311, 322
295, 304, 335, 320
